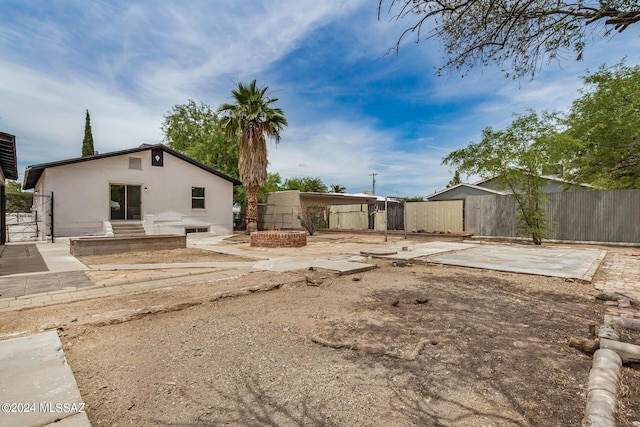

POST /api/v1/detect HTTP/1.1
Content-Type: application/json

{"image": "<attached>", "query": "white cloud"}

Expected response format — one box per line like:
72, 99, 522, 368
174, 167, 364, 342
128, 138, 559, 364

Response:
269, 119, 451, 197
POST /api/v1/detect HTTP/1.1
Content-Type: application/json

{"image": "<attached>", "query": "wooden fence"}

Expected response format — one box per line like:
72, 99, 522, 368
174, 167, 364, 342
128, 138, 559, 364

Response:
405, 201, 464, 233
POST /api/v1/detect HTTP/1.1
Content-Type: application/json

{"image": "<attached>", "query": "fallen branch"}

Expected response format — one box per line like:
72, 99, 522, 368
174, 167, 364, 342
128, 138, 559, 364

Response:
568, 336, 600, 355
310, 334, 428, 361
596, 292, 639, 306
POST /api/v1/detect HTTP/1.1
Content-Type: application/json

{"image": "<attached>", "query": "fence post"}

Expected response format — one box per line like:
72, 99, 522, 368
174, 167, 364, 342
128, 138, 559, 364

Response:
384, 196, 388, 242
403, 200, 407, 239
50, 192, 55, 243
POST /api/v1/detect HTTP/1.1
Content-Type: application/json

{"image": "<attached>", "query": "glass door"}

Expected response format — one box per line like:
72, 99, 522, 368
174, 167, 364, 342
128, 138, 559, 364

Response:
126, 185, 141, 220
110, 184, 141, 220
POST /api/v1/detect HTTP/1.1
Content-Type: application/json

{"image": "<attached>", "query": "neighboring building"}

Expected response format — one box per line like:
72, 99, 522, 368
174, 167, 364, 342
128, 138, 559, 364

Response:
0, 132, 18, 245
427, 175, 591, 201
260, 190, 403, 230
22, 144, 241, 238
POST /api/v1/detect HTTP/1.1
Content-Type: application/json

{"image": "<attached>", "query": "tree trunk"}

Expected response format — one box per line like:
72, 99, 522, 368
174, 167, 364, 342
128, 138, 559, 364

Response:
246, 185, 258, 233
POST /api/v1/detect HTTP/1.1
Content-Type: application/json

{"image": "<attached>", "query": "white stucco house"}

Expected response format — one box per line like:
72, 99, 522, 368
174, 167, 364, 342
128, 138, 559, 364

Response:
22, 144, 241, 238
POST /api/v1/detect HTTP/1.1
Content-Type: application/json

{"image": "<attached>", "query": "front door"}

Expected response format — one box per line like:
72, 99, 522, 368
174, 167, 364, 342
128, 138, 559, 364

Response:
110, 184, 141, 220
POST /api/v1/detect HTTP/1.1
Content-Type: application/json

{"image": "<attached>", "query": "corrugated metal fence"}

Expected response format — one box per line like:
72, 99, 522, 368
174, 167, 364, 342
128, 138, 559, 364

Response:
465, 189, 640, 243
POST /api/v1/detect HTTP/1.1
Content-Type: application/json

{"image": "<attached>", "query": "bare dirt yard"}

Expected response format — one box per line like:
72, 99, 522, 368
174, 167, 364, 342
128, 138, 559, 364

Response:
76, 247, 258, 265
1, 245, 640, 426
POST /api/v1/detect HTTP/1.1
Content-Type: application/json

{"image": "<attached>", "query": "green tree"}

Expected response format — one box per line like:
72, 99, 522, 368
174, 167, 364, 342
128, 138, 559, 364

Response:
446, 170, 461, 188
82, 109, 95, 157
5, 180, 33, 212
282, 177, 328, 193
403, 196, 426, 202
162, 100, 239, 178
5, 181, 22, 192
329, 184, 347, 193
443, 111, 558, 244
379, 0, 640, 79
218, 80, 288, 232
561, 63, 640, 189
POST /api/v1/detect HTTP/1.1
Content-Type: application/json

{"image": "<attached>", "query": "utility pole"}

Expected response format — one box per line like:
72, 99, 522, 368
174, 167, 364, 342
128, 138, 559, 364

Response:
369, 173, 377, 195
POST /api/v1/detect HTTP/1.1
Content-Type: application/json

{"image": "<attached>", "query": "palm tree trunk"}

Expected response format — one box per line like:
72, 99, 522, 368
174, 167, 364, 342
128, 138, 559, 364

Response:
246, 185, 259, 233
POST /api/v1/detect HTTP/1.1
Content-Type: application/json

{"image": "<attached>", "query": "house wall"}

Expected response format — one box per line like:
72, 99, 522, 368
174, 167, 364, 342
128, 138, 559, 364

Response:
35, 150, 234, 237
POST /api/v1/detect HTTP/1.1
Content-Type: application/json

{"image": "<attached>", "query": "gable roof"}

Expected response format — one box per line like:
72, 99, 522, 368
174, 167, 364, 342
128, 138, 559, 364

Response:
427, 183, 507, 200
23, 144, 242, 189
0, 132, 18, 181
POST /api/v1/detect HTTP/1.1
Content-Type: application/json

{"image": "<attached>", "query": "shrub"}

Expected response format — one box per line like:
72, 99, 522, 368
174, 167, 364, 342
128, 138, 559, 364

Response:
298, 204, 327, 235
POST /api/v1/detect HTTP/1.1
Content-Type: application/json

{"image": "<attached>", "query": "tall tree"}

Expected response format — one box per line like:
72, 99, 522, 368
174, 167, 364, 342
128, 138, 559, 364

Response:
443, 111, 558, 244
446, 170, 461, 188
561, 63, 640, 189
379, 0, 640, 79
82, 109, 95, 157
218, 80, 287, 232
162, 100, 239, 178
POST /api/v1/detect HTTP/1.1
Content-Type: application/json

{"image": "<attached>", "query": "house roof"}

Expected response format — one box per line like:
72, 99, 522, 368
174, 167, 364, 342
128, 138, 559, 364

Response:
299, 191, 376, 201
23, 144, 242, 189
295, 191, 401, 203
426, 183, 507, 200
0, 132, 18, 181
473, 174, 593, 189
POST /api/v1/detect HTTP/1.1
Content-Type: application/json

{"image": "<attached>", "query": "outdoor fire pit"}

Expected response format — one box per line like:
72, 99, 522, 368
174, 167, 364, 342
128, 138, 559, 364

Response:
250, 230, 307, 248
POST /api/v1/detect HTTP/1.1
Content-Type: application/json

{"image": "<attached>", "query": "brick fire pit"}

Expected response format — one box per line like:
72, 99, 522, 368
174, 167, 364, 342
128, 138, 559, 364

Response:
250, 231, 307, 248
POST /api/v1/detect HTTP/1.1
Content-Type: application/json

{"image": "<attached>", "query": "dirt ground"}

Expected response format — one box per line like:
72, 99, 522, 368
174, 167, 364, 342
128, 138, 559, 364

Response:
1, 245, 640, 426
76, 247, 257, 265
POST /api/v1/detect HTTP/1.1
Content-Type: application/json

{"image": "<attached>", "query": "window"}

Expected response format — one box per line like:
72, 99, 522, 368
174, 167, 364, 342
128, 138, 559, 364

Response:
192, 187, 205, 209
129, 157, 142, 170
186, 227, 209, 234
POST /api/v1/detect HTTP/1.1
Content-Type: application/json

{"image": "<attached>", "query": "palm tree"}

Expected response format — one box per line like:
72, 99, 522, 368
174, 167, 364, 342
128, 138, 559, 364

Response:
218, 80, 287, 232
329, 184, 346, 193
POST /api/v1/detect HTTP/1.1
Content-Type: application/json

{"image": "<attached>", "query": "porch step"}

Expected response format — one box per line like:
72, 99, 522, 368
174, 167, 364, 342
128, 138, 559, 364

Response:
111, 222, 146, 237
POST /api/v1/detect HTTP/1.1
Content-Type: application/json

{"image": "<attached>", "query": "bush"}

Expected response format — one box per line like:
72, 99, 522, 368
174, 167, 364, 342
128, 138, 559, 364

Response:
298, 204, 327, 236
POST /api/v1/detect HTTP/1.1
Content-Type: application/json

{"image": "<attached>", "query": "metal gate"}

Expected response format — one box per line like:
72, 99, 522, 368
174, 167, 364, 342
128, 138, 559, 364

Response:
5, 194, 53, 242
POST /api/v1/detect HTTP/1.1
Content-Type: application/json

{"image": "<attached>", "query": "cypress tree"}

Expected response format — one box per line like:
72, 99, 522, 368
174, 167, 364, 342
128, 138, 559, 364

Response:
82, 109, 95, 157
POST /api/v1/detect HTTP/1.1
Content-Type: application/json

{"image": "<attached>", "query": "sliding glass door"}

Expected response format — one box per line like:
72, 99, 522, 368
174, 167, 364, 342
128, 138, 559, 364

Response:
110, 184, 141, 220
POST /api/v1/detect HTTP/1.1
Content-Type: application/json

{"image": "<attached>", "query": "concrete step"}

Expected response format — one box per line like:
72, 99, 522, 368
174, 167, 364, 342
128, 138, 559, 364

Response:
111, 222, 146, 237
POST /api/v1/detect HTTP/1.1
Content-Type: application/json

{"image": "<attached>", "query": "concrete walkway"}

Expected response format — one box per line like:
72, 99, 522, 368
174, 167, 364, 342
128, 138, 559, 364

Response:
0, 331, 90, 426
0, 241, 87, 277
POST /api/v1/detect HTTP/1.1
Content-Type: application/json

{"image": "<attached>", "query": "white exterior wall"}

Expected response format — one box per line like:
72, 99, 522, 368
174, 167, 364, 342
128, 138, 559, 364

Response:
34, 150, 234, 237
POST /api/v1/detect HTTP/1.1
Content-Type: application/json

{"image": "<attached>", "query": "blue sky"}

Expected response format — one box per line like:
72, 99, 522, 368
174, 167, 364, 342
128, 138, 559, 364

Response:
1, 1, 638, 198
